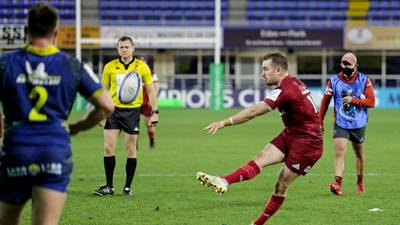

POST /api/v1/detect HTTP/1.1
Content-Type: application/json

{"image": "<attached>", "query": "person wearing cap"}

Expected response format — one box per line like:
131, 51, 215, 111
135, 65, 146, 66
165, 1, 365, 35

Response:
320, 52, 376, 196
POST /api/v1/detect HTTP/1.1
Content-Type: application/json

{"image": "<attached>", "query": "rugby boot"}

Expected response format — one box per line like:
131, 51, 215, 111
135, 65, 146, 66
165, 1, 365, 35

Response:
329, 183, 343, 196
122, 187, 134, 196
196, 172, 228, 195
93, 185, 114, 196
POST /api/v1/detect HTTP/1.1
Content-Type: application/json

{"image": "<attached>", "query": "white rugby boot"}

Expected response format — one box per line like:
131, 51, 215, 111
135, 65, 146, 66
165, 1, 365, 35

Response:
196, 171, 228, 195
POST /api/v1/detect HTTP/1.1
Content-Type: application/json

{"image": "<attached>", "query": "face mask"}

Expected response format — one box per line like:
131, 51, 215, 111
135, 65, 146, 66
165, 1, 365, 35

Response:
342, 67, 355, 77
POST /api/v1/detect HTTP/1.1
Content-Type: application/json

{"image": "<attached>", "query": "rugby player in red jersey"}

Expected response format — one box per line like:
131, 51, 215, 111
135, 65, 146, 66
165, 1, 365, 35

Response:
197, 52, 323, 225
139, 56, 159, 149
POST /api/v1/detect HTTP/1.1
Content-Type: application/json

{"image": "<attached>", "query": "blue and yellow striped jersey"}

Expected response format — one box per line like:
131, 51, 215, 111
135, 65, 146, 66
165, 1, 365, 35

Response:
0, 44, 103, 146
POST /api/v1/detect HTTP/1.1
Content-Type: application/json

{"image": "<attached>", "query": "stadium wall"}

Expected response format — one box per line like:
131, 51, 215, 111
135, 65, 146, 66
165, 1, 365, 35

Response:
158, 88, 400, 109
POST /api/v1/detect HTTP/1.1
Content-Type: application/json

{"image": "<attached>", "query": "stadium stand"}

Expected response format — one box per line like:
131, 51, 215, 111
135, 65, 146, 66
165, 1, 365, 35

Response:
0, 0, 75, 25
246, 1, 348, 28
247, 0, 400, 28
97, 0, 398, 27
1, 0, 400, 27
99, 0, 229, 26
367, 1, 400, 25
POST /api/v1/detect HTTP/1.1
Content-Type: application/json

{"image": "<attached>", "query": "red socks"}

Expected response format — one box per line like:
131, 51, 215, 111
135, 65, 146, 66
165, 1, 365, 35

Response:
222, 160, 261, 185
253, 195, 285, 225
148, 131, 155, 139
357, 175, 363, 184
335, 175, 363, 184
335, 176, 342, 186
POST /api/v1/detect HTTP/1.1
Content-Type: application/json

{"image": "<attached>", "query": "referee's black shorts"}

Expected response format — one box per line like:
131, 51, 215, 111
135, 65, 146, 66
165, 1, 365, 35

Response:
105, 107, 140, 134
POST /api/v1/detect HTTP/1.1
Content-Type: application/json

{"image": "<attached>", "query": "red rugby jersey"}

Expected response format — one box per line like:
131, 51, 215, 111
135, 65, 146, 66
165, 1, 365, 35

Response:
263, 75, 322, 139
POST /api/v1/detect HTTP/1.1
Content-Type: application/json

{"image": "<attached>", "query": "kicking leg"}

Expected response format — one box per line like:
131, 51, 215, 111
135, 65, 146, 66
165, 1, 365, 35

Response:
196, 143, 285, 194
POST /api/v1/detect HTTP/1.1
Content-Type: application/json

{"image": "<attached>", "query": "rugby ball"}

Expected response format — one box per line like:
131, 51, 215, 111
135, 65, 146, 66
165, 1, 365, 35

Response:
118, 71, 141, 104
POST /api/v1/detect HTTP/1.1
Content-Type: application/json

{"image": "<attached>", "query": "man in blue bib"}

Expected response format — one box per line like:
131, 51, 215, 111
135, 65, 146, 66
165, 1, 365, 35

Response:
320, 52, 376, 196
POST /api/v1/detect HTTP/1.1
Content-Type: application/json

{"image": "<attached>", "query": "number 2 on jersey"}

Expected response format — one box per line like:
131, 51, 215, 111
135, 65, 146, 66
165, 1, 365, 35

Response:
29, 86, 48, 121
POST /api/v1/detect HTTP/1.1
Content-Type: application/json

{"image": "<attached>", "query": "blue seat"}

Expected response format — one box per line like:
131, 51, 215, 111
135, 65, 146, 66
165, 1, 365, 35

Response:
99, 1, 109, 9
165, 14, 182, 21
390, 1, 400, 9
141, 10, 156, 17
378, 1, 391, 9
368, 20, 399, 26
143, 14, 161, 20
15, 9, 27, 17
368, 10, 390, 20
0, 9, 6, 17
159, 1, 171, 10
14, 1, 30, 8
296, 1, 308, 9
221, 1, 228, 9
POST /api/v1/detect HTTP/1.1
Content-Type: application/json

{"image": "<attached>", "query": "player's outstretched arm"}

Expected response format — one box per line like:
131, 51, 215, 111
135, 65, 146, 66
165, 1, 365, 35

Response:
69, 91, 114, 135
203, 102, 271, 135
229, 101, 271, 125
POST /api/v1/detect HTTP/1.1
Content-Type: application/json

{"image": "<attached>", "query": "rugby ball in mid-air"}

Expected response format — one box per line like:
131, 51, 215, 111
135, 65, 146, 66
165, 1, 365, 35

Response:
118, 71, 141, 104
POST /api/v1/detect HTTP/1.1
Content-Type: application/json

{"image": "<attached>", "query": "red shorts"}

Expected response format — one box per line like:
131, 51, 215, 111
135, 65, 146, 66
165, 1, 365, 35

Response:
140, 103, 152, 117
270, 129, 323, 176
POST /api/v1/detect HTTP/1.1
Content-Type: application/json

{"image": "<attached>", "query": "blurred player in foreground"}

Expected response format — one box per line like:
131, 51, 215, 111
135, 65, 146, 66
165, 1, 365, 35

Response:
139, 56, 159, 149
0, 3, 114, 225
94, 36, 158, 197
320, 52, 375, 196
197, 52, 323, 225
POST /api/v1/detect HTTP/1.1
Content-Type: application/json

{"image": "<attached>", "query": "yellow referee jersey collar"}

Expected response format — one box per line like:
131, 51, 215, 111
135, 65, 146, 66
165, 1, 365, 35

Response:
119, 57, 135, 70
25, 44, 60, 56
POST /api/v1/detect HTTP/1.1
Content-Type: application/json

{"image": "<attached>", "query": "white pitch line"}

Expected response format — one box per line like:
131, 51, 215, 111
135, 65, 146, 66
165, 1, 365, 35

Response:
73, 172, 390, 178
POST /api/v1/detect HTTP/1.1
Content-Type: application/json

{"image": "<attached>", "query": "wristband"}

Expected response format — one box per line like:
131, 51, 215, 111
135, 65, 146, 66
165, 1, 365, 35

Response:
222, 117, 234, 127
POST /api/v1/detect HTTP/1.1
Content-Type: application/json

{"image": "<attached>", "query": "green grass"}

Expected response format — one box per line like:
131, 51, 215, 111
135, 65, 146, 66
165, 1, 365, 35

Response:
20, 108, 400, 225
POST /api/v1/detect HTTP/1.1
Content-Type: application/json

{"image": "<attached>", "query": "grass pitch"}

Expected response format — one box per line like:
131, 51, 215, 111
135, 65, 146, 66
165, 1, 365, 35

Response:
20, 109, 399, 225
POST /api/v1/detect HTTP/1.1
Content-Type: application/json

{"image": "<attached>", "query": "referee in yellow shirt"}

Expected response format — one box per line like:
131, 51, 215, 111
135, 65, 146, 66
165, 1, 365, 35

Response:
94, 36, 158, 196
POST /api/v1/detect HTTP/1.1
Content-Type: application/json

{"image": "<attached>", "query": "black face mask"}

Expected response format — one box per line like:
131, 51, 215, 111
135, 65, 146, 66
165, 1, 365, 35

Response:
342, 67, 355, 77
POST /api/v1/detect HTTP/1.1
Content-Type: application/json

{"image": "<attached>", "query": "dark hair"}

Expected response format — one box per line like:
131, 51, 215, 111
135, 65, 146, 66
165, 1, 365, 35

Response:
262, 52, 288, 70
118, 36, 134, 46
27, 3, 59, 38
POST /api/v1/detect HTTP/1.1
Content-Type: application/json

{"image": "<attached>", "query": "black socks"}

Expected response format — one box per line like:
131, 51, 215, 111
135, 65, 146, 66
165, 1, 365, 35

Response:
104, 156, 116, 187
125, 158, 137, 188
